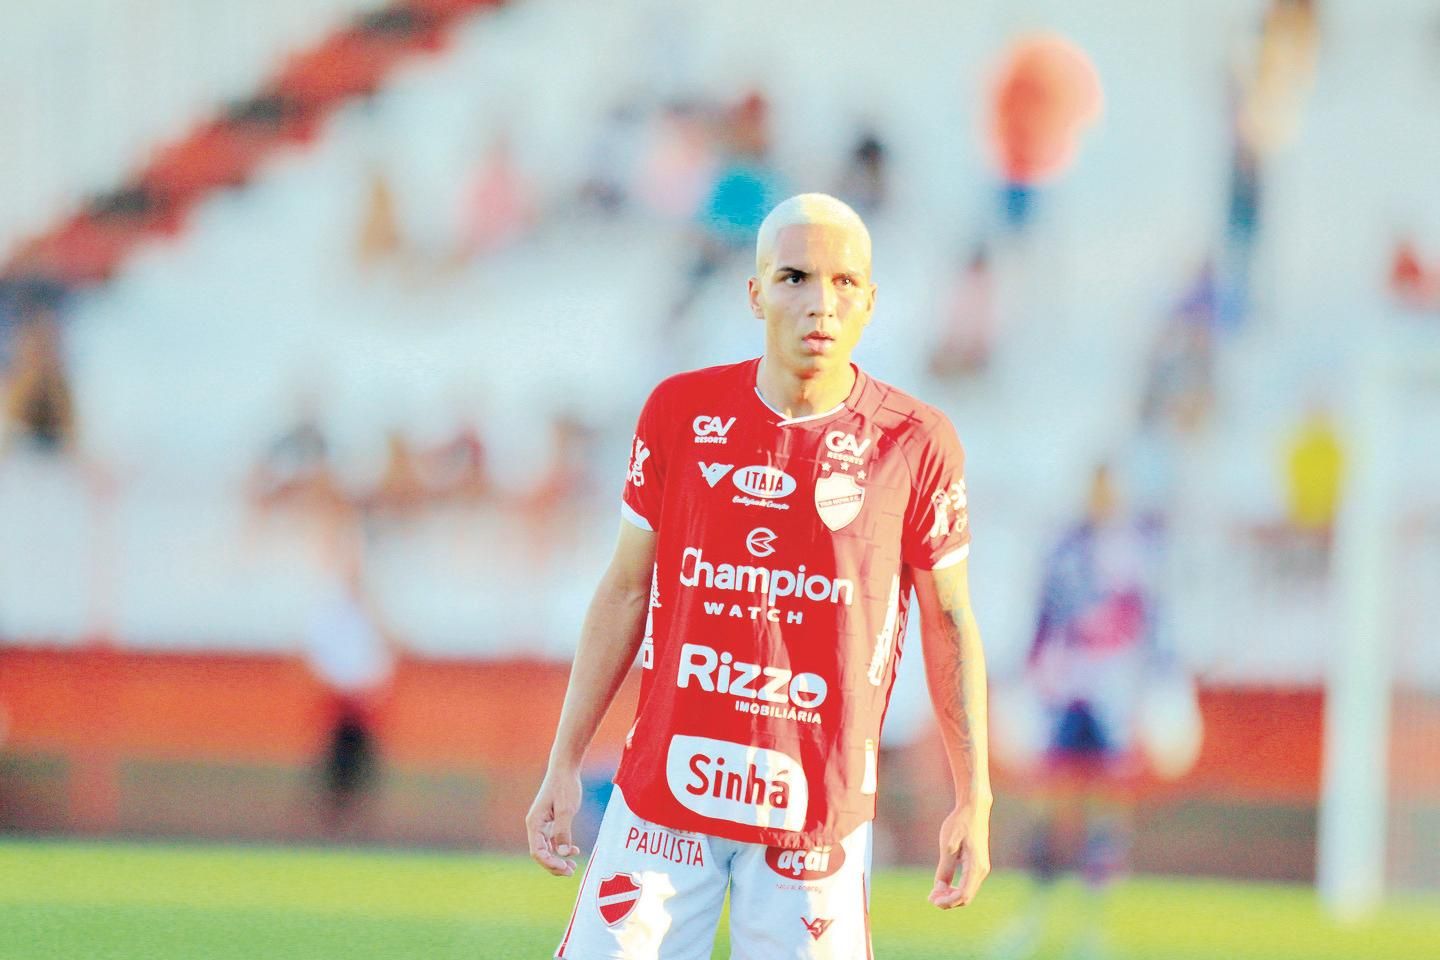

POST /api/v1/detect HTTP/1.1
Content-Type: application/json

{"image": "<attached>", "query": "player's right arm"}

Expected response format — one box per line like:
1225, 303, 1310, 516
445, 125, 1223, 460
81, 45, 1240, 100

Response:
525, 518, 656, 877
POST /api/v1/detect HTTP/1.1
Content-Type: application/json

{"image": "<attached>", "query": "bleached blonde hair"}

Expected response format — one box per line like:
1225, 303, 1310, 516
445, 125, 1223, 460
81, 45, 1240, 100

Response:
754, 193, 872, 276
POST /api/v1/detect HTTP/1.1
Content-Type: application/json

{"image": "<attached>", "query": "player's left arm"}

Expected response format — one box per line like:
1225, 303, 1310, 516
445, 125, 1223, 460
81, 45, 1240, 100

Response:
911, 556, 993, 909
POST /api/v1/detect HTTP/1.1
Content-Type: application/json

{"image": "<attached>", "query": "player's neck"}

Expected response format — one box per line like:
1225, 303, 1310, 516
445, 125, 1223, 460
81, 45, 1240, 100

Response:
755, 356, 856, 419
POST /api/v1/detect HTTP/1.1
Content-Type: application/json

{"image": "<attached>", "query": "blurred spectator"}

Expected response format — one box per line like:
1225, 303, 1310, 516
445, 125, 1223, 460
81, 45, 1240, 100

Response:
1224, 0, 1320, 325
699, 92, 781, 246
421, 421, 491, 503
1284, 405, 1345, 535
2, 311, 75, 455
1026, 465, 1164, 768
302, 514, 397, 836
1172, 256, 1222, 331
368, 429, 427, 516
356, 167, 404, 268
635, 101, 717, 221
1389, 237, 1440, 312
526, 414, 596, 508
579, 100, 646, 214
986, 34, 1104, 232
990, 463, 1169, 960
249, 393, 342, 508
456, 134, 533, 260
723, 89, 769, 157
666, 92, 783, 327
1244, 403, 1345, 584
928, 244, 997, 379
520, 413, 599, 562
1235, 0, 1320, 159
835, 130, 889, 218
1141, 277, 1217, 436
1223, 119, 1263, 286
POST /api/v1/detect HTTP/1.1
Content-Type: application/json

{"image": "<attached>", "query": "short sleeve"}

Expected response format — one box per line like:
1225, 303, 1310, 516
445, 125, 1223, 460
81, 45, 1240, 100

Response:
621, 384, 668, 531
901, 414, 970, 570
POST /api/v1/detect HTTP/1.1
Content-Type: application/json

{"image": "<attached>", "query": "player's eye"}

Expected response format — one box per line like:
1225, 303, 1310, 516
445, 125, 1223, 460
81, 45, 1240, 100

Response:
783, 273, 804, 284
835, 276, 855, 287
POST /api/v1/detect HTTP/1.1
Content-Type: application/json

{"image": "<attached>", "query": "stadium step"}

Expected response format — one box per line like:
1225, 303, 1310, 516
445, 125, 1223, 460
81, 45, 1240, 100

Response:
0, 0, 504, 295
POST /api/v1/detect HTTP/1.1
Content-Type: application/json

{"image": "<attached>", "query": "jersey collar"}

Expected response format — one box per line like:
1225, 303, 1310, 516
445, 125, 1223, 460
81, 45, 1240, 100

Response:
746, 357, 876, 426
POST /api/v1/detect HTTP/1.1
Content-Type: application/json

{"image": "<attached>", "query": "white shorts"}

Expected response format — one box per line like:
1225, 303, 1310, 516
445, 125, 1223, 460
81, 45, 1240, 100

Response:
555, 786, 873, 960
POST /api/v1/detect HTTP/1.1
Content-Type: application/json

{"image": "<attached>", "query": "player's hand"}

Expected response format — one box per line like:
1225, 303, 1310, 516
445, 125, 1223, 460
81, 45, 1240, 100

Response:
929, 798, 992, 909
525, 768, 584, 877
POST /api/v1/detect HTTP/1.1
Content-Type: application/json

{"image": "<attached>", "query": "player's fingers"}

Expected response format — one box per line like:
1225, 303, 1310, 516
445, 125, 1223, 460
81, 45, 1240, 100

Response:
538, 808, 578, 877
933, 852, 956, 892
929, 885, 968, 909
957, 842, 991, 905
929, 848, 961, 908
525, 806, 573, 876
529, 825, 575, 877
551, 819, 582, 861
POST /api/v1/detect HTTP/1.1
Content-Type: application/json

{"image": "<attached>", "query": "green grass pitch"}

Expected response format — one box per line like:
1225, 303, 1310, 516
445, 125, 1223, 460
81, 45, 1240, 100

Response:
1, 839, 1437, 959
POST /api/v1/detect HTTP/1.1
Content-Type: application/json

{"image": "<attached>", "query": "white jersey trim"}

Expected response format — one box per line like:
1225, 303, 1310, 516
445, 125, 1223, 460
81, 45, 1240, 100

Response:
753, 387, 847, 426
930, 543, 970, 570
621, 502, 654, 532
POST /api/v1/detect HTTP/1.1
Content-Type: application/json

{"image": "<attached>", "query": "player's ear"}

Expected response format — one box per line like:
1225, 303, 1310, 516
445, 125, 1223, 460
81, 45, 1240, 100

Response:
747, 276, 764, 319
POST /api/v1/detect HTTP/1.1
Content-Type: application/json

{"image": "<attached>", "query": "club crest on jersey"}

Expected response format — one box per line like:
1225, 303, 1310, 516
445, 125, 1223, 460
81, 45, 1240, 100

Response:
595, 873, 642, 926
814, 472, 865, 531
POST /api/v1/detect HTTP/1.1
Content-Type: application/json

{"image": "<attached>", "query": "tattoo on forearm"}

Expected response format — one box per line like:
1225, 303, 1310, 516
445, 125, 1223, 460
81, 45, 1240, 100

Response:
933, 607, 987, 781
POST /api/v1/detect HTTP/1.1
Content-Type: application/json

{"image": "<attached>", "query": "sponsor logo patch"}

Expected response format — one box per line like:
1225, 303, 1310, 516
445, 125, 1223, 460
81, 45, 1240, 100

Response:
641, 565, 659, 670
732, 465, 796, 500
745, 527, 776, 558
624, 826, 705, 867
679, 548, 855, 607
676, 642, 828, 718
698, 462, 734, 487
866, 574, 901, 685
927, 478, 968, 540
823, 430, 871, 468
666, 735, 808, 831
765, 844, 846, 881
693, 415, 736, 443
814, 472, 865, 531
596, 873, 641, 926
732, 494, 791, 511
627, 437, 650, 487
802, 917, 836, 941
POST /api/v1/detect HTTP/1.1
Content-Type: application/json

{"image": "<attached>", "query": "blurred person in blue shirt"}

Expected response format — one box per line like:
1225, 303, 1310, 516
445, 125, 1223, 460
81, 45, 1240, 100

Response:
991, 461, 1197, 960
666, 92, 784, 330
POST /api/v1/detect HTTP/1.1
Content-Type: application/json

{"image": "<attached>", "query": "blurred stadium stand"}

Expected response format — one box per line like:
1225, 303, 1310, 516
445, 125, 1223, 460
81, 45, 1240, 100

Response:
0, 0, 1437, 897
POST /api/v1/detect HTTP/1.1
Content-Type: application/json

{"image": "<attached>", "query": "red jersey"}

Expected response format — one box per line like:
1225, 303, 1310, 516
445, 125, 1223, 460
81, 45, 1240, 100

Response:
616, 358, 971, 848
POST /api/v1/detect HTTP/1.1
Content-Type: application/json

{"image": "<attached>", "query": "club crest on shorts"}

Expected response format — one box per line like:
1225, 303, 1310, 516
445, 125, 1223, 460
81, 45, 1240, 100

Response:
814, 472, 865, 531
596, 873, 642, 926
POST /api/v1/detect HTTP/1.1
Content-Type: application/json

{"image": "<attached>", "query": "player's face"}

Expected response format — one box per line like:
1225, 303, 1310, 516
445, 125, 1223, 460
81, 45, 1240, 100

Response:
748, 223, 876, 378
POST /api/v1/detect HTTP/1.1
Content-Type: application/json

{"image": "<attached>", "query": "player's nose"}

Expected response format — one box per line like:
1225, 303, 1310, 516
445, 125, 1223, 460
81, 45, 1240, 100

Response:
806, 279, 838, 318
